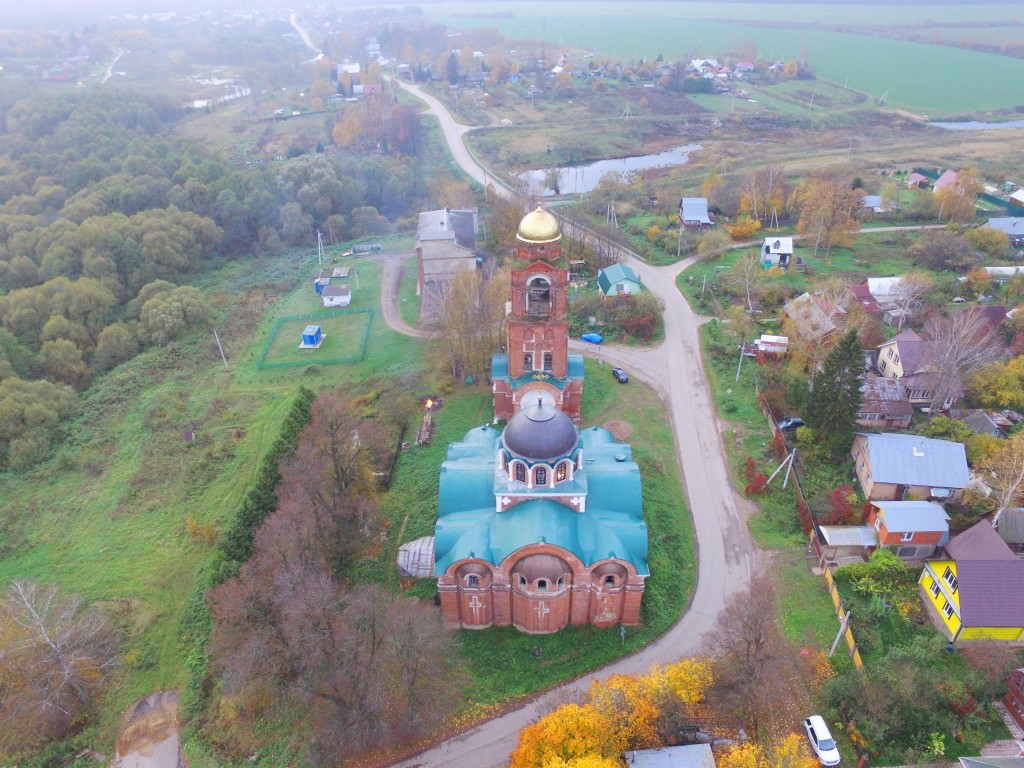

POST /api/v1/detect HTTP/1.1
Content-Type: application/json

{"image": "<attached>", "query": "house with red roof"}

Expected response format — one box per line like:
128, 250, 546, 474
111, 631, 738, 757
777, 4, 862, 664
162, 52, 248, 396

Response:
933, 169, 959, 193
918, 521, 1024, 642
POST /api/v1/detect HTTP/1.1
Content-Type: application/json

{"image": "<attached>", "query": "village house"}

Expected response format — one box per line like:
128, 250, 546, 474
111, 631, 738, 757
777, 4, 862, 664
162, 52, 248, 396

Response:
851, 432, 969, 503
1010, 189, 1024, 209
846, 283, 883, 315
857, 374, 913, 429
933, 169, 959, 193
678, 197, 713, 230
321, 284, 351, 308
982, 217, 1024, 246
597, 263, 643, 298
906, 172, 930, 189
415, 207, 480, 316
948, 408, 1016, 440
761, 236, 793, 267
782, 292, 843, 345
919, 520, 1024, 642
861, 195, 896, 215
875, 329, 959, 409
866, 500, 949, 559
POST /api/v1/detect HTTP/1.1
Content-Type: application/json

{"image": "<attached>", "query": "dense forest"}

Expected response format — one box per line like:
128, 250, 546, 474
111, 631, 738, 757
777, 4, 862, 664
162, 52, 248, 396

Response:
0, 89, 435, 470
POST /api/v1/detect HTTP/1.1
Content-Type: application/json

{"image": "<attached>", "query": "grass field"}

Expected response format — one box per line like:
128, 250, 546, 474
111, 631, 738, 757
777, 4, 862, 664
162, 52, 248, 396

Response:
429, 3, 1024, 115
260, 309, 373, 367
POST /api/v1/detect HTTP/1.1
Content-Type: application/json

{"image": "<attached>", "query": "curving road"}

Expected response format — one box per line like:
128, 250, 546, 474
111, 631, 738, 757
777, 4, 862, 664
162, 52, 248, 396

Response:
383, 79, 756, 768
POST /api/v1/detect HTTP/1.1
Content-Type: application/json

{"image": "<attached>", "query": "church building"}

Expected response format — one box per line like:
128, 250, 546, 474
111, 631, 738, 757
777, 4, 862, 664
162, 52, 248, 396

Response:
432, 207, 648, 634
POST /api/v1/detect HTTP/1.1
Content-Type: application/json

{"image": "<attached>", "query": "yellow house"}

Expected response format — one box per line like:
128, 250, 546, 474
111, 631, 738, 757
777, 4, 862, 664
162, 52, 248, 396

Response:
919, 521, 1024, 642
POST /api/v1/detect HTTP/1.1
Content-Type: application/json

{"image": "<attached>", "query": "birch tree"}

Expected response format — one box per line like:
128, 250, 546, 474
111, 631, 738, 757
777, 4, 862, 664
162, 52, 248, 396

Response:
924, 310, 1004, 414
981, 432, 1024, 526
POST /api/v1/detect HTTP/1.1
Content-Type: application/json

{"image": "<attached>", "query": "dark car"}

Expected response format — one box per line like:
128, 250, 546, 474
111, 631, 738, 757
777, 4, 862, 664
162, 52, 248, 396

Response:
612, 367, 629, 384
777, 417, 804, 431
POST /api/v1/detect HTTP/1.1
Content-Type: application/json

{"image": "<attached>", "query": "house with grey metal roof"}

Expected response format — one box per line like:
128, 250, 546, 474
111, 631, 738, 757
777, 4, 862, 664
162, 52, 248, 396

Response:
852, 432, 969, 502
415, 208, 479, 314
866, 500, 949, 558
623, 744, 716, 768
679, 197, 712, 229
982, 217, 1024, 246
761, 236, 793, 267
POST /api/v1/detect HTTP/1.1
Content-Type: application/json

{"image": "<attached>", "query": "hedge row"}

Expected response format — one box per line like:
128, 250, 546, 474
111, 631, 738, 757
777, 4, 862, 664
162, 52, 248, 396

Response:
178, 387, 316, 719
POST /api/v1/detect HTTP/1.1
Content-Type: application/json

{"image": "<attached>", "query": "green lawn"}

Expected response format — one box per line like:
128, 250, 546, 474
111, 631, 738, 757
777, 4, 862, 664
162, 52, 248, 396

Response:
260, 309, 372, 366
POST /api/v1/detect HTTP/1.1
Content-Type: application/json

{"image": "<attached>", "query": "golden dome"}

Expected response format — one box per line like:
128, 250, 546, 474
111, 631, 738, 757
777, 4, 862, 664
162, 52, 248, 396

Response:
517, 205, 561, 244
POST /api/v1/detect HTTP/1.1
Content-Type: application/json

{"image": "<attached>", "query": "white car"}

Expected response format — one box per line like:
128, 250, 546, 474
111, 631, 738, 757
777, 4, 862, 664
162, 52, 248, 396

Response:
804, 715, 841, 766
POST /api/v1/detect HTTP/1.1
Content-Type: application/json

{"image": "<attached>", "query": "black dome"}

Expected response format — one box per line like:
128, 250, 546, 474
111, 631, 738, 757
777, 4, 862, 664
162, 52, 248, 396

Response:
502, 397, 579, 463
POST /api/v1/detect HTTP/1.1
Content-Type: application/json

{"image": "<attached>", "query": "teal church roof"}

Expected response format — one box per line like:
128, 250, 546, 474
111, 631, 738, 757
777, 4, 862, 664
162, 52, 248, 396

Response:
434, 423, 648, 576
491, 354, 585, 389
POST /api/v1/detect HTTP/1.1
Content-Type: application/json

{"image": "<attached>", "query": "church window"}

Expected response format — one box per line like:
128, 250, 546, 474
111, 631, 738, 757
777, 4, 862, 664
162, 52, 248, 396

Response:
527, 277, 551, 316
605, 575, 616, 587
557, 577, 565, 589
518, 575, 526, 587
523, 353, 533, 370
467, 574, 480, 588
537, 579, 548, 592
515, 463, 526, 483
536, 466, 547, 485
543, 353, 553, 371
556, 462, 567, 482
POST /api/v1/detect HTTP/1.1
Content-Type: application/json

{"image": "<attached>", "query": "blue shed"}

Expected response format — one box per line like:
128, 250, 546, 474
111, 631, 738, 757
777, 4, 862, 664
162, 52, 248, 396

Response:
314, 276, 331, 295
302, 325, 322, 346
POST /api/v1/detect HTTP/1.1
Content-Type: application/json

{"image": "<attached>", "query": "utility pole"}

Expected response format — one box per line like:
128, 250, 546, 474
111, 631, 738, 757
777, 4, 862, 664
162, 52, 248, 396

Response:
213, 329, 228, 369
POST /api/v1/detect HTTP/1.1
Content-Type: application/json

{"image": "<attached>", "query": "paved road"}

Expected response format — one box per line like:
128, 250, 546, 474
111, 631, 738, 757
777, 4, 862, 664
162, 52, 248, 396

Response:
382, 79, 755, 768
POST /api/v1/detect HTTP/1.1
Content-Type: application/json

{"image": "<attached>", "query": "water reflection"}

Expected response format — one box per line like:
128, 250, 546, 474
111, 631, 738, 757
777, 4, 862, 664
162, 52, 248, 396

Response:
933, 120, 1024, 131
520, 144, 702, 195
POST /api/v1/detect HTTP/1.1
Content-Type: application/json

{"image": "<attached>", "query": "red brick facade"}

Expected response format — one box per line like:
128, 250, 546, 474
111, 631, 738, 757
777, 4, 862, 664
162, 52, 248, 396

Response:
1005, 669, 1024, 732
438, 544, 645, 633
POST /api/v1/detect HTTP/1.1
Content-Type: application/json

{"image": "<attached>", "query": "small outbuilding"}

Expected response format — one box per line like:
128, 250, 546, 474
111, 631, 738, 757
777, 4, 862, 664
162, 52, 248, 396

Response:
301, 325, 323, 348
321, 284, 352, 308
597, 263, 643, 297
761, 236, 793, 267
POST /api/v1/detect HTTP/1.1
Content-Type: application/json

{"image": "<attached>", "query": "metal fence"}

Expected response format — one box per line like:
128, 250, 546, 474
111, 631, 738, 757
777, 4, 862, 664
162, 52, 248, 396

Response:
257, 307, 374, 370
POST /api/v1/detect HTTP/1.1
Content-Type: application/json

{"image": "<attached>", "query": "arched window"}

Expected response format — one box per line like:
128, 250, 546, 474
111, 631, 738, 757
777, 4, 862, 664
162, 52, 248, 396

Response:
535, 466, 547, 485
526, 276, 551, 316
604, 575, 616, 587
467, 574, 480, 588
537, 579, 548, 592
543, 352, 553, 371
556, 462, 567, 482
515, 463, 526, 483
518, 575, 527, 587
523, 352, 533, 370
557, 577, 566, 590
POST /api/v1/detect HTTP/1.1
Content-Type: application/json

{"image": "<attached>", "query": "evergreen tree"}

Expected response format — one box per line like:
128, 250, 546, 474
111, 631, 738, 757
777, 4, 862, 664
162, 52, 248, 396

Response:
806, 328, 862, 458
446, 52, 460, 85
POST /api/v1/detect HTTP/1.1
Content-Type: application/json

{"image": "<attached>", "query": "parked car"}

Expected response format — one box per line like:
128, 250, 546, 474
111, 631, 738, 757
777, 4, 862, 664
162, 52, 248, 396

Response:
777, 417, 804, 431
803, 715, 840, 766
612, 367, 629, 384
581, 332, 604, 344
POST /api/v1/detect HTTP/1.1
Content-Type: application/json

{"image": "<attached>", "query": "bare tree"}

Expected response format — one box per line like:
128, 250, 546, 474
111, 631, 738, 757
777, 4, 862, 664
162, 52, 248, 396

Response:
924, 310, 1005, 413
740, 165, 787, 223
724, 251, 763, 312
435, 267, 508, 382
887, 273, 933, 331
0, 580, 118, 752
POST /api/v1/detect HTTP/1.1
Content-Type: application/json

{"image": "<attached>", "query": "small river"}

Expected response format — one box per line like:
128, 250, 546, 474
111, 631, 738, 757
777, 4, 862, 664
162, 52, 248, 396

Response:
520, 144, 702, 195
933, 119, 1024, 131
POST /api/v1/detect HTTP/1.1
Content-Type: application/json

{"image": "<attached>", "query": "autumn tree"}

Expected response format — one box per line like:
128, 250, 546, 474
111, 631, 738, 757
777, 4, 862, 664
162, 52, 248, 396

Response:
933, 167, 981, 223
979, 431, 1024, 525
435, 267, 509, 382
718, 734, 819, 768
511, 659, 713, 767
965, 226, 1010, 258
909, 230, 976, 271
969, 356, 1024, 410
723, 251, 764, 311
139, 285, 211, 345
0, 580, 118, 757
740, 165, 787, 223
697, 228, 732, 261
923, 310, 1005, 413
797, 168, 861, 256
0, 376, 79, 469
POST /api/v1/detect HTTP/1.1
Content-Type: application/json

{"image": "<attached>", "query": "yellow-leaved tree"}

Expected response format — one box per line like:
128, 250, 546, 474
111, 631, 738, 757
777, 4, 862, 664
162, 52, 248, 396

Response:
510, 659, 714, 767
719, 733, 819, 768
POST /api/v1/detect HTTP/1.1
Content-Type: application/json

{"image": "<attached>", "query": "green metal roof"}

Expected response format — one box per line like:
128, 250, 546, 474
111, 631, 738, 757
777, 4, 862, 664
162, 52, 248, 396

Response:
597, 263, 642, 295
434, 422, 648, 576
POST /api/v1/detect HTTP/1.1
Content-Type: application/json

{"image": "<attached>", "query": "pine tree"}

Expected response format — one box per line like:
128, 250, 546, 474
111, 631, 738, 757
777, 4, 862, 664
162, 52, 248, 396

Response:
806, 328, 862, 458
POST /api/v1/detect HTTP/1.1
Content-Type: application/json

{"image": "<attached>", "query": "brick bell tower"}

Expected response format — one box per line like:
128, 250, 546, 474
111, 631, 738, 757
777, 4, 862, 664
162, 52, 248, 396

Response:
492, 206, 584, 422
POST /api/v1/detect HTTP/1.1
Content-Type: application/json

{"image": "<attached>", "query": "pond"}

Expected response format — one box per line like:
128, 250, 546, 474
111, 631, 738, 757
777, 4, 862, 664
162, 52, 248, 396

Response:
932, 119, 1024, 131
520, 144, 702, 195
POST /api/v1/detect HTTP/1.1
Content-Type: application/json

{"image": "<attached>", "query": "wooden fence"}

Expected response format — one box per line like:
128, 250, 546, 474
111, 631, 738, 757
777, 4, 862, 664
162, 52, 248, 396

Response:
823, 561, 865, 670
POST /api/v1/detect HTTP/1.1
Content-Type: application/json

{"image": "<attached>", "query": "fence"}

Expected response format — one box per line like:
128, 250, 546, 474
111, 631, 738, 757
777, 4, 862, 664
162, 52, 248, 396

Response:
911, 167, 1018, 214
822, 559, 865, 671
753, 385, 864, 670
257, 307, 374, 370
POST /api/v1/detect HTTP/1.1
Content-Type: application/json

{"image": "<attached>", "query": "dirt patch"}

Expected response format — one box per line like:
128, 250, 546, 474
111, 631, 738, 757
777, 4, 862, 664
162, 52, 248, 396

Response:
603, 419, 634, 441
111, 690, 185, 768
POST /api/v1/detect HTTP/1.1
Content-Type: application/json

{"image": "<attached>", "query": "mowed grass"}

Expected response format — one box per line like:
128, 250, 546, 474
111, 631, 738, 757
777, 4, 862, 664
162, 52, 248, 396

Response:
260, 310, 372, 366
430, 4, 1024, 114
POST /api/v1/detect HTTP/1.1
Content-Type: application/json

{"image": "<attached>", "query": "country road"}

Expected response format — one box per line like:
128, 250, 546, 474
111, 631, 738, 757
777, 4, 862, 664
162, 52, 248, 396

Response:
378, 78, 757, 768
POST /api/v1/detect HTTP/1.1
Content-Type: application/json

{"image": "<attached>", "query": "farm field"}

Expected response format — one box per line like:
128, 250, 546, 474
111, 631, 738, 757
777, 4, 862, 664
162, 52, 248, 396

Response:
429, 4, 1024, 115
